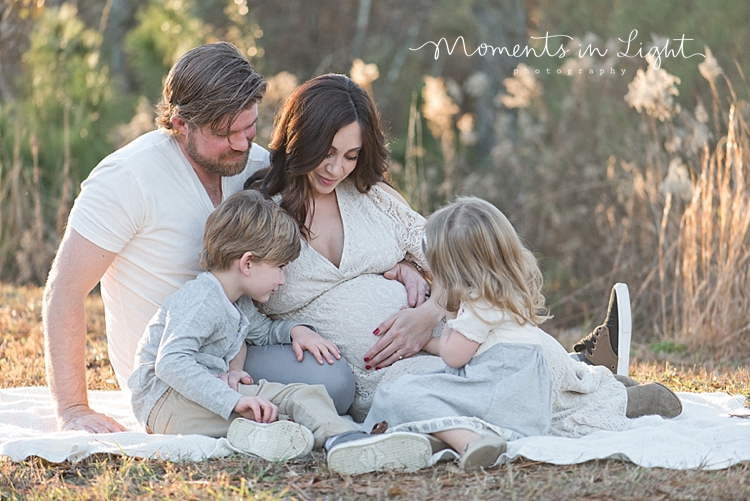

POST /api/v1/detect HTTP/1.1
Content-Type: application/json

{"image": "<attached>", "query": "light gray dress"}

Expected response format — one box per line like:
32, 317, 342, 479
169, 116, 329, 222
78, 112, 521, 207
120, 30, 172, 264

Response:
363, 342, 553, 440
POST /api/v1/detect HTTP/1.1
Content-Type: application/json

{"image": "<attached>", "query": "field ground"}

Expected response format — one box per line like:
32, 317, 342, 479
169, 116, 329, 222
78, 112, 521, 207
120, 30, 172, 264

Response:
1, 283, 749, 500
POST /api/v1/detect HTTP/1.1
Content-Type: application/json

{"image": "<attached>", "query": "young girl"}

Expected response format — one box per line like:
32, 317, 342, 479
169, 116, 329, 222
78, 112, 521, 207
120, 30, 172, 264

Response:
362, 197, 682, 470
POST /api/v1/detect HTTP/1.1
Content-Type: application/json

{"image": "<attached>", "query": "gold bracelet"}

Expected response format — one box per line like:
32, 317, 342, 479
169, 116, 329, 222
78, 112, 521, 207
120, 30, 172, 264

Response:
402, 256, 425, 277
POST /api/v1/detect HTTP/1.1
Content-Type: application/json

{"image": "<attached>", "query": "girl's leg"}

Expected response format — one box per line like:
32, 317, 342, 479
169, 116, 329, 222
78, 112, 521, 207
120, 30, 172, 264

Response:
432, 428, 482, 454
244, 344, 355, 414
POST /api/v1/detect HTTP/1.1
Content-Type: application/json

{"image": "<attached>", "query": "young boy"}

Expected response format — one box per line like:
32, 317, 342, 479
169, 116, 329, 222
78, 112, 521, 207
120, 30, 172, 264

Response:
128, 190, 432, 471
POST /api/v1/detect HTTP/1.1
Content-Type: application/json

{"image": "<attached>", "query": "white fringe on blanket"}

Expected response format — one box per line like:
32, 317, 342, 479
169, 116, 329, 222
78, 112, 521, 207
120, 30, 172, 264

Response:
1, 387, 749, 469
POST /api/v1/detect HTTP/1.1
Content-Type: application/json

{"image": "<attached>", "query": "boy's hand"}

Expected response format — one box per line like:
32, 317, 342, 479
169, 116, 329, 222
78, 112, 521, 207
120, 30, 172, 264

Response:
290, 326, 341, 365
217, 370, 253, 391
233, 396, 278, 423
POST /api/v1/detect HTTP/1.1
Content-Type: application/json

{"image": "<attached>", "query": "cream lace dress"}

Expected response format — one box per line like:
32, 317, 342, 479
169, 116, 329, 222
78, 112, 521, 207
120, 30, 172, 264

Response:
260, 180, 445, 421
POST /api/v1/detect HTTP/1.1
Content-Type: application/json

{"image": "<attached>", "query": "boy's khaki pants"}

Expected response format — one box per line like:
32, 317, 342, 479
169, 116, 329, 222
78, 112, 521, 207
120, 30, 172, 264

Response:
147, 379, 357, 448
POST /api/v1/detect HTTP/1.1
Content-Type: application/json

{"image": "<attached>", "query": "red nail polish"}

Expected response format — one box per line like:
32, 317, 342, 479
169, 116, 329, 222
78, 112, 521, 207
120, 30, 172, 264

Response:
365, 365, 371, 370
375, 366, 381, 370
373, 328, 380, 335
364, 357, 370, 362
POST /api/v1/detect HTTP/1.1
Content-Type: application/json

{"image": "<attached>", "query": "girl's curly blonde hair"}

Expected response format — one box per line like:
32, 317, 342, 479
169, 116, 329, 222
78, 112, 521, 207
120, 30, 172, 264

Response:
424, 196, 551, 326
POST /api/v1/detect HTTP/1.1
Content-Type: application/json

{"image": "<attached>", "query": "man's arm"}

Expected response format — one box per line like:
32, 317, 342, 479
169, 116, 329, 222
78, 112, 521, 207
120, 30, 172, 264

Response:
43, 228, 126, 433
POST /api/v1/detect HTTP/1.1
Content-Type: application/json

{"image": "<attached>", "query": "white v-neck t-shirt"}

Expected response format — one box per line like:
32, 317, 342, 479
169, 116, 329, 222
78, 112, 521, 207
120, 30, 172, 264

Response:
68, 130, 269, 385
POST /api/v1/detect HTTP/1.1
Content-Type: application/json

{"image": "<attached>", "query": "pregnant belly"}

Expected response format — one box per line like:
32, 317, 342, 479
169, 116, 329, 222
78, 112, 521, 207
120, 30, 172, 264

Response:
295, 274, 409, 369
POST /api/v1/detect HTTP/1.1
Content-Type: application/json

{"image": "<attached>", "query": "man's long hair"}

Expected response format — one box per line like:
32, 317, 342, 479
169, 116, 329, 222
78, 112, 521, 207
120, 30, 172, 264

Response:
156, 42, 266, 135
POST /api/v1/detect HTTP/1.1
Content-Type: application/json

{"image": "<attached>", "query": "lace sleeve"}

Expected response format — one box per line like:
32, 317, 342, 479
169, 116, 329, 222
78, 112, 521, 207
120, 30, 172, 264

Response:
368, 184, 429, 271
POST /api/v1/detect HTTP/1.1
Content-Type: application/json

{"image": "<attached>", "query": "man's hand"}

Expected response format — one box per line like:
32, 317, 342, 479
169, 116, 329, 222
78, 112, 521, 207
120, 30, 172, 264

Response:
364, 297, 444, 370
58, 404, 126, 433
384, 261, 429, 307
233, 396, 279, 423
290, 325, 341, 365
217, 370, 254, 391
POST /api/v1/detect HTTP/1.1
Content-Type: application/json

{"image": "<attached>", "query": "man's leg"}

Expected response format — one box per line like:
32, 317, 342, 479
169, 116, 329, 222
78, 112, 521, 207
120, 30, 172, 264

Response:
244, 344, 355, 414
570, 283, 632, 376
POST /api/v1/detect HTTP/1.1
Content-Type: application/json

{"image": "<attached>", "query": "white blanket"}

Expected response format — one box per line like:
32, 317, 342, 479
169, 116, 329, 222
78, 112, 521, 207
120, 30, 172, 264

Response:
499, 391, 750, 470
0, 387, 234, 462
1, 387, 749, 469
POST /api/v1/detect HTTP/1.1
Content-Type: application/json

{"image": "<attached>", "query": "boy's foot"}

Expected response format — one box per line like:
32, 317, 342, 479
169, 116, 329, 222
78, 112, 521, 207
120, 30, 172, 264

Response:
227, 418, 314, 461
573, 283, 632, 376
326, 431, 432, 475
459, 434, 507, 471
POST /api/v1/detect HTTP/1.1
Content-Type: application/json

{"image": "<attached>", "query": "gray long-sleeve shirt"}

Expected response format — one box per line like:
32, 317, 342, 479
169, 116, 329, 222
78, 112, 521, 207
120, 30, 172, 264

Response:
128, 272, 303, 426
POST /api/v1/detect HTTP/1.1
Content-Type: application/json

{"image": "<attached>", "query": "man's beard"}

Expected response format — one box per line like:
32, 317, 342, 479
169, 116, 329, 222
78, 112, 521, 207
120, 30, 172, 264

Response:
185, 133, 249, 177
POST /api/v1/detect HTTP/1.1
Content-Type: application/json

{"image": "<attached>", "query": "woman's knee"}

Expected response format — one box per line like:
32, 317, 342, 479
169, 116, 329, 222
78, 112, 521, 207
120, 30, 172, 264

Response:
244, 344, 355, 414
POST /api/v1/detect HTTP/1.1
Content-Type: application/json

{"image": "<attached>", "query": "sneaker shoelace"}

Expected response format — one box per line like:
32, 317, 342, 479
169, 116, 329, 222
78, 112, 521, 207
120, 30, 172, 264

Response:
576, 326, 604, 355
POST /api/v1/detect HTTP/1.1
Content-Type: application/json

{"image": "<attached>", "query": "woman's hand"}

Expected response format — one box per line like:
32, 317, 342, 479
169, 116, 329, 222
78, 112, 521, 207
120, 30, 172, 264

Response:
363, 297, 444, 370
290, 325, 342, 364
233, 396, 278, 423
384, 261, 430, 307
217, 370, 254, 391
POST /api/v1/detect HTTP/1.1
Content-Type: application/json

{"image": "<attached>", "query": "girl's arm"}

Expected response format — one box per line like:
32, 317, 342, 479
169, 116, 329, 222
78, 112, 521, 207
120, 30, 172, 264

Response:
423, 337, 440, 355
438, 326, 480, 369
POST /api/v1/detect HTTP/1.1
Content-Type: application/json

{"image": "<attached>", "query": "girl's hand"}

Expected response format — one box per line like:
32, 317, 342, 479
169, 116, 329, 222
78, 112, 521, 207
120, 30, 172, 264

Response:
217, 370, 254, 391
290, 325, 341, 365
233, 396, 278, 423
364, 297, 445, 370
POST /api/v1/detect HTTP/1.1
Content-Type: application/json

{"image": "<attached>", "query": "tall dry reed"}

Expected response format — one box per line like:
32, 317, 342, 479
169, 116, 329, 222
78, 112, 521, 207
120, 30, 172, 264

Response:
674, 104, 750, 358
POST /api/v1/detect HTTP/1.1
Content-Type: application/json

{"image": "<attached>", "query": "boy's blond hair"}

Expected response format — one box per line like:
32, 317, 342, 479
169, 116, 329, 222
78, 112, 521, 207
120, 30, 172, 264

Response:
200, 190, 300, 271
424, 196, 551, 326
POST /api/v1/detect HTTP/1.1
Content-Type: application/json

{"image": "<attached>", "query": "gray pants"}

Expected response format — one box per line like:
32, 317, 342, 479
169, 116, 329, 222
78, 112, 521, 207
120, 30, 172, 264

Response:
244, 344, 356, 415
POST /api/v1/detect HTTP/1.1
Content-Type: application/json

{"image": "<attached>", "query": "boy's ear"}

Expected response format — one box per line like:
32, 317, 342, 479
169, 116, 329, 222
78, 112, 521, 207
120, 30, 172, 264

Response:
238, 252, 254, 276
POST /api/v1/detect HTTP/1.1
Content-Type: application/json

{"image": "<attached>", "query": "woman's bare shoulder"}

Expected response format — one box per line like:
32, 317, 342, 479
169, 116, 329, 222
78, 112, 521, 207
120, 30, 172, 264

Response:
375, 181, 409, 207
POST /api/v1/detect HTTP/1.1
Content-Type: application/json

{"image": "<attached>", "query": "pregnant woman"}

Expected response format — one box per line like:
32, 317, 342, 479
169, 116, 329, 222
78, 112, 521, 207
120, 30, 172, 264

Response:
248, 74, 445, 420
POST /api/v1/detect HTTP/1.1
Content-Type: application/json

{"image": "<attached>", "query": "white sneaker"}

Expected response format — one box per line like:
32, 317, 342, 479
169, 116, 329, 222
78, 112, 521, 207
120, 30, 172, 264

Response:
227, 418, 313, 461
327, 431, 432, 475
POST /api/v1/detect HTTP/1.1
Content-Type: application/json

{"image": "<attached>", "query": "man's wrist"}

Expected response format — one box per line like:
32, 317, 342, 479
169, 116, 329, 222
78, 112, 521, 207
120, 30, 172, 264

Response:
402, 257, 425, 277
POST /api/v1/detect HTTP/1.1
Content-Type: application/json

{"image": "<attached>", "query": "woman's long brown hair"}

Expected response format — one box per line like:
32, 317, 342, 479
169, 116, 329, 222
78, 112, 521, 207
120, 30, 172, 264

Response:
251, 74, 389, 238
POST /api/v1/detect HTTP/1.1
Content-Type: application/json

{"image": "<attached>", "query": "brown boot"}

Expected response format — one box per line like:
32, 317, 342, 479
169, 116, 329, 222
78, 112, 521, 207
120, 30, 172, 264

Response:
625, 383, 682, 419
572, 283, 632, 376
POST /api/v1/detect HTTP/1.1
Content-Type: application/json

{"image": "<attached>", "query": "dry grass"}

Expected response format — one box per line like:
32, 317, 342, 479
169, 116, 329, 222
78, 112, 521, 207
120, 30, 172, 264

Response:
1, 284, 750, 500
675, 104, 750, 359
